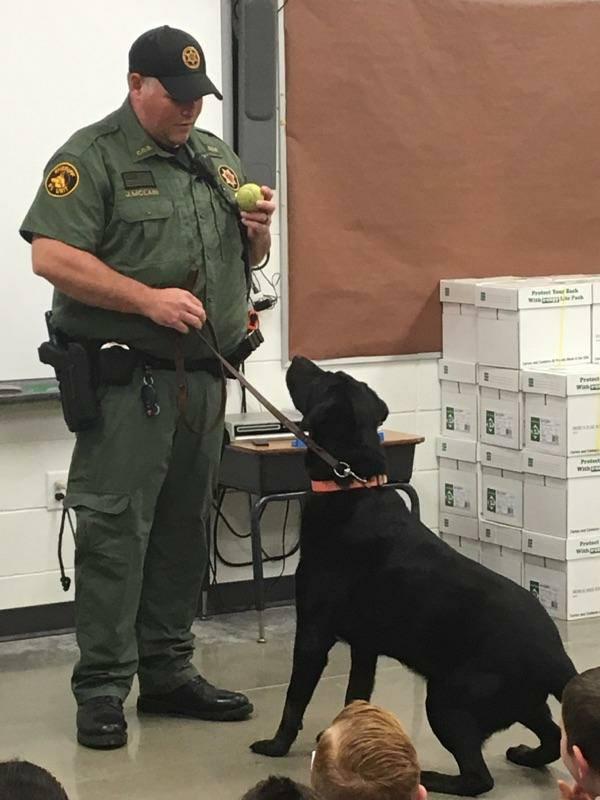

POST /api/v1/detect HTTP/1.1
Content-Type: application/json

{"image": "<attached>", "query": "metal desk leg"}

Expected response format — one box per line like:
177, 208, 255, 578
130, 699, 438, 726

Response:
384, 481, 420, 519
250, 496, 267, 643
249, 490, 308, 644
200, 587, 209, 620
400, 483, 420, 519
200, 522, 211, 620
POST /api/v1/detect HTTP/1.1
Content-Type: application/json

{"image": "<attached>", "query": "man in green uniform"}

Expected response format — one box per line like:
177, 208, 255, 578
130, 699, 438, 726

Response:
20, 25, 275, 750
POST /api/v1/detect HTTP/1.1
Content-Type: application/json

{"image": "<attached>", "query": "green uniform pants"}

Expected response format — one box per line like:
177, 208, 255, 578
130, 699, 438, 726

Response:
65, 367, 224, 703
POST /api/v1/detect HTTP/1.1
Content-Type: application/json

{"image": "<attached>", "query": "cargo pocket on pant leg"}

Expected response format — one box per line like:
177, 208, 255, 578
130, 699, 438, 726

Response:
64, 491, 140, 699
65, 492, 130, 516
64, 492, 139, 639
64, 491, 132, 567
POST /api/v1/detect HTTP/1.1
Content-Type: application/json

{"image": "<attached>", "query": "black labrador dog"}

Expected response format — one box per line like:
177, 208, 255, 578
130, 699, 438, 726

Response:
250, 356, 576, 796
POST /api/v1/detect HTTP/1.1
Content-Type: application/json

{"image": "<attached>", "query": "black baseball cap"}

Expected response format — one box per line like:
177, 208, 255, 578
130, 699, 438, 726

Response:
129, 25, 223, 102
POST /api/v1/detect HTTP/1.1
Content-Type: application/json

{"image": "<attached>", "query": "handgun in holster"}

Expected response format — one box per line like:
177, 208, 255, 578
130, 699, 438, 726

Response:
38, 311, 100, 432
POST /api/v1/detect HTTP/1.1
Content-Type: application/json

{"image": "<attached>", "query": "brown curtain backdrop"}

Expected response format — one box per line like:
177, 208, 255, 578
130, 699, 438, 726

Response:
285, 0, 600, 360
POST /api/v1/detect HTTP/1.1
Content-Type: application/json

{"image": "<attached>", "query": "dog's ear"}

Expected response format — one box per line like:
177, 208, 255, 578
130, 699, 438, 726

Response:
300, 396, 338, 433
286, 356, 327, 414
375, 395, 389, 425
349, 382, 389, 427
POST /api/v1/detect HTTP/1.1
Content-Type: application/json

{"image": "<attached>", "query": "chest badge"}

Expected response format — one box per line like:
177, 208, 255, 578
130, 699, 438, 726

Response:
218, 165, 240, 191
45, 162, 79, 197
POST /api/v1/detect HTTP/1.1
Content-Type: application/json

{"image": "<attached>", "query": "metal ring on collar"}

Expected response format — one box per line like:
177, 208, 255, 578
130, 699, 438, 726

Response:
333, 461, 369, 484
333, 461, 351, 479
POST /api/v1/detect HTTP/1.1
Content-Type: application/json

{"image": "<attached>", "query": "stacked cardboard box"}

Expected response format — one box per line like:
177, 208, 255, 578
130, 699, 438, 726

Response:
438, 275, 600, 620
437, 437, 479, 561
438, 279, 501, 562
520, 366, 600, 619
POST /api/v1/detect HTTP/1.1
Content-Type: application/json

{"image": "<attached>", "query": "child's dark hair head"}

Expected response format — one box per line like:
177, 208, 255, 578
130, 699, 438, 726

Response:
241, 775, 319, 800
562, 667, 600, 772
0, 760, 69, 799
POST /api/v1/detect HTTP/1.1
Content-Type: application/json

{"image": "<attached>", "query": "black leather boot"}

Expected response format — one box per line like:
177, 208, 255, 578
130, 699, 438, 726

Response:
137, 675, 253, 721
77, 696, 127, 749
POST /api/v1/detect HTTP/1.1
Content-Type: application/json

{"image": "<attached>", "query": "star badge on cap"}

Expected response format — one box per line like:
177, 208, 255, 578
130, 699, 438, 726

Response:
182, 46, 201, 70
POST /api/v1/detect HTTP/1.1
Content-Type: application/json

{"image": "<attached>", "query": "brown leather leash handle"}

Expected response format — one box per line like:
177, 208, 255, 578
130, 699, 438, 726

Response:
193, 326, 363, 482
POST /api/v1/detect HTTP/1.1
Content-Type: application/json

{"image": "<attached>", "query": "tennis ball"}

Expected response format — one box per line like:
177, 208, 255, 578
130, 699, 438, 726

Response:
236, 182, 263, 212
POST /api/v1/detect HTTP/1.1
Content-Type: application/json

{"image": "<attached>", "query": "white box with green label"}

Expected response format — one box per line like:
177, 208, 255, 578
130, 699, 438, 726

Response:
439, 532, 482, 563
476, 279, 591, 370
521, 365, 600, 456
480, 445, 523, 527
522, 530, 600, 620
439, 511, 479, 541
439, 359, 478, 441
437, 437, 478, 519
478, 519, 523, 585
440, 277, 517, 362
477, 365, 523, 450
523, 450, 600, 538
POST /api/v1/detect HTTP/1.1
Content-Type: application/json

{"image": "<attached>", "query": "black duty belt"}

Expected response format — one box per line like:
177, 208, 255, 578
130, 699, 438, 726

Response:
138, 351, 223, 374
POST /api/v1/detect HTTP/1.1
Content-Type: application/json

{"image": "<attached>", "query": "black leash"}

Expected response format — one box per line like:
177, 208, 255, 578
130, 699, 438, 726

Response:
193, 326, 366, 483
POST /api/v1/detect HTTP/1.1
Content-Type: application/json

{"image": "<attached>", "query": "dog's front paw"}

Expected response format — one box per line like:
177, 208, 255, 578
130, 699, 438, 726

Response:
421, 770, 455, 793
421, 770, 494, 796
506, 744, 550, 768
250, 737, 291, 757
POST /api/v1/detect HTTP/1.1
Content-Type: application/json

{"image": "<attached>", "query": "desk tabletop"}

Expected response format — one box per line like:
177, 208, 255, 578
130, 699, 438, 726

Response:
226, 429, 425, 455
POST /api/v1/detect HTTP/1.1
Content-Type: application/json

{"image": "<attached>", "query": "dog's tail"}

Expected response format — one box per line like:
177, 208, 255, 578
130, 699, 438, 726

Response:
549, 654, 578, 702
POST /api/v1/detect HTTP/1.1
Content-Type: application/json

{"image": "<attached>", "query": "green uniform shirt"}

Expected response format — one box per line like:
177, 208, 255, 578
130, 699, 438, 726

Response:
20, 99, 249, 359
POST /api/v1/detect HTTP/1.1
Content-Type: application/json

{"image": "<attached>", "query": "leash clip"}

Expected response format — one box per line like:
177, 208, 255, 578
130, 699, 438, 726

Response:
333, 461, 368, 484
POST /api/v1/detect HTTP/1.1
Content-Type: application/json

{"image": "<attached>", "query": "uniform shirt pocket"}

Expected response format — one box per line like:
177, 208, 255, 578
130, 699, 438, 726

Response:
109, 197, 179, 281
117, 197, 174, 245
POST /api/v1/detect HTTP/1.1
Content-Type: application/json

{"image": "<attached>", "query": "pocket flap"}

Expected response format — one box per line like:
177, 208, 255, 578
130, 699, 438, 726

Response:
64, 492, 130, 515
118, 198, 174, 223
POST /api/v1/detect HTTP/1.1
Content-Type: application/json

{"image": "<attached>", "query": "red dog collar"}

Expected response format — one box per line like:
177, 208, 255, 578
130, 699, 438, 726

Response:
311, 474, 388, 493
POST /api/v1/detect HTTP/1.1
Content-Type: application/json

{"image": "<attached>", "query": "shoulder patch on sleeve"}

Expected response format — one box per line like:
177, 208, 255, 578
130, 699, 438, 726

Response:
45, 162, 80, 197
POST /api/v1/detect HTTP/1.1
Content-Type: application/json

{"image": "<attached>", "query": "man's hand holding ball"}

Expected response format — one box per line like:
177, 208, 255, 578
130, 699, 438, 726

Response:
237, 183, 275, 240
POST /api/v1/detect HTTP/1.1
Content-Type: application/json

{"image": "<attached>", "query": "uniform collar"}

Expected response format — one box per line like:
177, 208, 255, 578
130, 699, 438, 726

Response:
118, 98, 192, 163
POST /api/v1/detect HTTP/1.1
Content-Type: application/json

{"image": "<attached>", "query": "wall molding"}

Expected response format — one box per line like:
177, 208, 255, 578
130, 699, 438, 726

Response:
0, 576, 295, 641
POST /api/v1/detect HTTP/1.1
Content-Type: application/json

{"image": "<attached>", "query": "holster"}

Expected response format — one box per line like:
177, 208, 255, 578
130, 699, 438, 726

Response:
38, 339, 100, 433
225, 328, 264, 374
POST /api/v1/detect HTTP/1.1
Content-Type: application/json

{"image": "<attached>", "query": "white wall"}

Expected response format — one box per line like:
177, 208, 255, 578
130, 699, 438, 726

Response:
1, 0, 224, 383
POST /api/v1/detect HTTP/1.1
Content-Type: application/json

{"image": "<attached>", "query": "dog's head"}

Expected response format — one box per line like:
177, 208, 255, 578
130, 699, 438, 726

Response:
286, 356, 389, 481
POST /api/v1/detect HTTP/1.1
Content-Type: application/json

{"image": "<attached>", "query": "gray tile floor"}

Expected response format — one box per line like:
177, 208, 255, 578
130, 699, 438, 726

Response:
0, 606, 598, 800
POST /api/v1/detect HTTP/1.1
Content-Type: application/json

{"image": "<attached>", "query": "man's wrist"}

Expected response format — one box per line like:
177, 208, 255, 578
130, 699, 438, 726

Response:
131, 283, 156, 316
251, 233, 271, 266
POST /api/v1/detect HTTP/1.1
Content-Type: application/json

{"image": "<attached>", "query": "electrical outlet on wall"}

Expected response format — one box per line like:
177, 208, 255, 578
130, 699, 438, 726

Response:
46, 470, 68, 510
